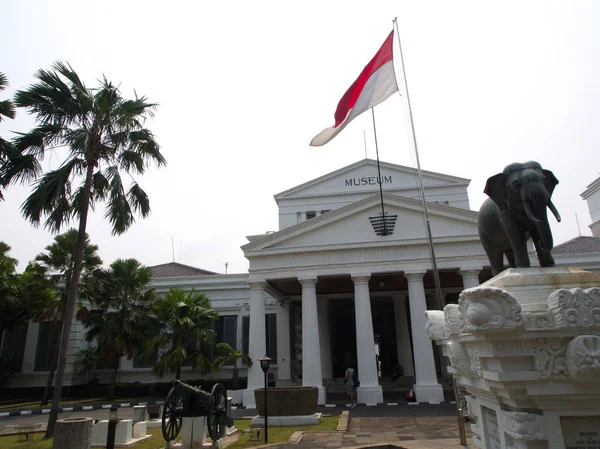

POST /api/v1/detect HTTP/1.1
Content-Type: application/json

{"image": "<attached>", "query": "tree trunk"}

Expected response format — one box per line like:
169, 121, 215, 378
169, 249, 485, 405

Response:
108, 355, 120, 401
40, 314, 67, 406
44, 157, 96, 439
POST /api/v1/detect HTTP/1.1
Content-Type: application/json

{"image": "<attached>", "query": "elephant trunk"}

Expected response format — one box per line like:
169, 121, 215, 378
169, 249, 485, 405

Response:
523, 189, 554, 251
548, 199, 561, 222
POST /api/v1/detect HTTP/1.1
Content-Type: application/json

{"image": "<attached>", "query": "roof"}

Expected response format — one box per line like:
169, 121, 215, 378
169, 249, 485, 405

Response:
552, 236, 600, 255
273, 158, 471, 201
149, 262, 218, 278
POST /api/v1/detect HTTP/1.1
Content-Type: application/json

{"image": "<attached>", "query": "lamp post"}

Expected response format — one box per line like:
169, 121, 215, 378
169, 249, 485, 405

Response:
106, 407, 118, 449
258, 355, 272, 444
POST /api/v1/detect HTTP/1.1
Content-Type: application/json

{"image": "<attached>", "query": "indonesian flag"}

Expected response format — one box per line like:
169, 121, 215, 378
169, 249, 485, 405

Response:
310, 31, 399, 147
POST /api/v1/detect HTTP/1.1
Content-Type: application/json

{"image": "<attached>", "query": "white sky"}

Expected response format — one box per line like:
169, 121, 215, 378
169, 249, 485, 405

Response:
2, 0, 599, 274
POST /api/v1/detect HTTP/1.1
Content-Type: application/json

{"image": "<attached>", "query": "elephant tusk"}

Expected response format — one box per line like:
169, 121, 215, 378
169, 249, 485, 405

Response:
547, 200, 562, 222
523, 201, 541, 223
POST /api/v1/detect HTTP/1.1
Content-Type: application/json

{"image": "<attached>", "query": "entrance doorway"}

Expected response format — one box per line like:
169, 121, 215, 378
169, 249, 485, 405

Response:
329, 297, 398, 378
330, 298, 356, 378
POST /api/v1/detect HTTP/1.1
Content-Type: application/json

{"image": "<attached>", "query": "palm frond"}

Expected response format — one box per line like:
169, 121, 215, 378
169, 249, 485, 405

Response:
0, 99, 16, 121
104, 170, 133, 235
127, 182, 150, 217
20, 158, 84, 231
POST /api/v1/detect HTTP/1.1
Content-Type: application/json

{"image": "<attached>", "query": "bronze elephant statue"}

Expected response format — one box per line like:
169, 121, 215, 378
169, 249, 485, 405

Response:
478, 161, 561, 276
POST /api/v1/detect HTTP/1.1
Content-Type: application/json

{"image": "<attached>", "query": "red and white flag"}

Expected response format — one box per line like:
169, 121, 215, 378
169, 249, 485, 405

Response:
310, 30, 399, 147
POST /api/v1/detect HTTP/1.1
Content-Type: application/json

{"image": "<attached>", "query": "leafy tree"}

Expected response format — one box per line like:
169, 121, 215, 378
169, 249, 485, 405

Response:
81, 258, 155, 400
0, 72, 16, 201
30, 229, 103, 406
0, 242, 21, 347
0, 62, 165, 438
143, 288, 217, 380
212, 342, 252, 390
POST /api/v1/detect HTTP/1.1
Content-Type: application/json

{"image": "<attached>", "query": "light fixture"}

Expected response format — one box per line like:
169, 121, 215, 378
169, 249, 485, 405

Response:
259, 355, 272, 373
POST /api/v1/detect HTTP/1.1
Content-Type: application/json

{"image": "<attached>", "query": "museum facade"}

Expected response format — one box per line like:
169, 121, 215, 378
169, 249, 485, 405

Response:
3, 159, 600, 406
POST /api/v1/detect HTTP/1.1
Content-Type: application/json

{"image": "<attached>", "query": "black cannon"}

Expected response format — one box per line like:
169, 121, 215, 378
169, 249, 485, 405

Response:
161, 380, 233, 443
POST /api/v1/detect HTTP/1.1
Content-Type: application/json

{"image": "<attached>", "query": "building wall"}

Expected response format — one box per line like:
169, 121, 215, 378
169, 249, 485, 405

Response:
581, 176, 600, 236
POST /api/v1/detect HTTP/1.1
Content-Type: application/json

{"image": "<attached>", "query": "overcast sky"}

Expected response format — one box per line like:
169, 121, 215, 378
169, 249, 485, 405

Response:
2, 0, 599, 274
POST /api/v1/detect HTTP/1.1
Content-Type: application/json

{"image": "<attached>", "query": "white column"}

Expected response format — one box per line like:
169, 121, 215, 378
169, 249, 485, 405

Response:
299, 278, 325, 404
352, 275, 383, 405
243, 282, 266, 408
405, 271, 444, 403
392, 294, 414, 376
21, 321, 39, 373
459, 268, 481, 290
276, 301, 291, 384
317, 299, 332, 380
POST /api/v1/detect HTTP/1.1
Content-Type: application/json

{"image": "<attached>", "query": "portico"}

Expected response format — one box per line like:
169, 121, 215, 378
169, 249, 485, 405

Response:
241, 160, 492, 406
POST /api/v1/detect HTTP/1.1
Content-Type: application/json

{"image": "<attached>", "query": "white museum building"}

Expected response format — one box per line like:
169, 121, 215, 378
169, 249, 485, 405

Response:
3, 159, 600, 406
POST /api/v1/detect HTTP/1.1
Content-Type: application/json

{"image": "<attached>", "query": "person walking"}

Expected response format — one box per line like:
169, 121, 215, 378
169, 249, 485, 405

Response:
344, 363, 358, 407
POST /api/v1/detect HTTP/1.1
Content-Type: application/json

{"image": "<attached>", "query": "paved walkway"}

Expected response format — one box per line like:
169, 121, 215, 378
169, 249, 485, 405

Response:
294, 416, 472, 449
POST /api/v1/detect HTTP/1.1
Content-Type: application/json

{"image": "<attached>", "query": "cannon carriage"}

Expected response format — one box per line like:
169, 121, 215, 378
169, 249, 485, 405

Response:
162, 380, 233, 443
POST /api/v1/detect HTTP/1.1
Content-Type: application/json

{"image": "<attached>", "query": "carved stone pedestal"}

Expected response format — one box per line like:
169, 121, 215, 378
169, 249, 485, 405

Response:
426, 267, 600, 449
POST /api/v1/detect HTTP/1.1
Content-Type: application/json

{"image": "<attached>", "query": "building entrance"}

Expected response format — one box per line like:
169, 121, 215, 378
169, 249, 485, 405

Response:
329, 297, 397, 378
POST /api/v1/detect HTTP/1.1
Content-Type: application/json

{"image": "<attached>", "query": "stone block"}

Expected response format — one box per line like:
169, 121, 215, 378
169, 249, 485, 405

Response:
53, 417, 94, 449
91, 420, 108, 446
132, 421, 147, 439
114, 420, 132, 445
132, 406, 146, 423
251, 413, 321, 426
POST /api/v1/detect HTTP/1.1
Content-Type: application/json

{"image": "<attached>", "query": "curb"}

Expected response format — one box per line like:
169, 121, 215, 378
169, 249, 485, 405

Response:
0, 400, 454, 419
0, 400, 166, 418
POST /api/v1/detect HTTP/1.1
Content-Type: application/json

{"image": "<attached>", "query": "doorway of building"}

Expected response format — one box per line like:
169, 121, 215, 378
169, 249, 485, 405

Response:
330, 298, 356, 378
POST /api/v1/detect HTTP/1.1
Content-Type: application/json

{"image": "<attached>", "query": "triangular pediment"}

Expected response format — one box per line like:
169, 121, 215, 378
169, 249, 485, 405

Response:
274, 158, 470, 201
243, 193, 479, 254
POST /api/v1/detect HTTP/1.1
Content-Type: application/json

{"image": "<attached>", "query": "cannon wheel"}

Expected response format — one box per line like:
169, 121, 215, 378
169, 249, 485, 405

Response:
207, 383, 227, 441
162, 387, 184, 442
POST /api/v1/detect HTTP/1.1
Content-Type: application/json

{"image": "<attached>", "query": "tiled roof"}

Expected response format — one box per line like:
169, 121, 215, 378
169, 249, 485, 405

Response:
552, 236, 600, 255
149, 262, 218, 278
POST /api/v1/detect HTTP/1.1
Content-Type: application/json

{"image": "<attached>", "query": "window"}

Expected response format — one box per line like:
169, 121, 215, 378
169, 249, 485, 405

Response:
306, 211, 316, 220
265, 314, 277, 361
0, 323, 28, 373
320, 210, 330, 215
34, 322, 60, 372
213, 315, 237, 365
444, 201, 449, 205
242, 314, 277, 363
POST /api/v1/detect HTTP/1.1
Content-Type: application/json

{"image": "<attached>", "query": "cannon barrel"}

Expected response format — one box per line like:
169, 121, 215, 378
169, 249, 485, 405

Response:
173, 380, 210, 399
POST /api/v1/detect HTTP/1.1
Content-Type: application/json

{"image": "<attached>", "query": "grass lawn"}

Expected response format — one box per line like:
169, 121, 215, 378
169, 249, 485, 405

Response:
0, 416, 339, 449
225, 416, 339, 449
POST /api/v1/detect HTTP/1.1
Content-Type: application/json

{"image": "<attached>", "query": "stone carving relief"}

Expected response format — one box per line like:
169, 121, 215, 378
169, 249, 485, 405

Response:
533, 338, 568, 380
566, 335, 600, 381
444, 304, 461, 337
523, 311, 553, 330
465, 343, 484, 376
547, 287, 600, 328
459, 287, 523, 333
425, 311, 445, 340
446, 341, 476, 377
501, 411, 545, 440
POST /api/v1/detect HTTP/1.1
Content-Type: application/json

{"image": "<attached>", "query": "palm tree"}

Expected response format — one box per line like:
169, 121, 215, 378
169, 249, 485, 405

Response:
81, 259, 155, 400
212, 342, 252, 390
0, 72, 16, 201
30, 229, 103, 406
0, 62, 165, 438
144, 288, 218, 380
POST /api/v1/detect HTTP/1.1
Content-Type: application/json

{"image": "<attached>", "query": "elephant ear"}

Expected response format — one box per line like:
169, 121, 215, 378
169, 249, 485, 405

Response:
542, 169, 559, 197
484, 173, 507, 209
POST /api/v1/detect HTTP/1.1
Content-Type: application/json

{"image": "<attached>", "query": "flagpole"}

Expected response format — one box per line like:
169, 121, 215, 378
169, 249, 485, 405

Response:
393, 18, 467, 446
392, 18, 443, 311
371, 108, 388, 235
